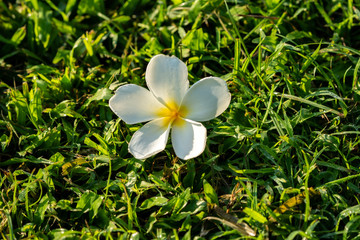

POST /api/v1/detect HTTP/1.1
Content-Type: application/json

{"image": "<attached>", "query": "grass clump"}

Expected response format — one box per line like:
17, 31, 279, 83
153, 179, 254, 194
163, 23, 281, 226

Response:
1, 0, 360, 239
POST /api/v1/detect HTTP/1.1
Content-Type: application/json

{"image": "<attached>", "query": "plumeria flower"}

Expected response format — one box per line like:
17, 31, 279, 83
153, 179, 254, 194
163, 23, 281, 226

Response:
109, 54, 231, 160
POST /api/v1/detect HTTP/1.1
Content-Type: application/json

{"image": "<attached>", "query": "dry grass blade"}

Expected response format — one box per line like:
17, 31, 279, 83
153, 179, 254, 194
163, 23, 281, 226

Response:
0, 210, 8, 233
204, 205, 256, 237
269, 187, 320, 222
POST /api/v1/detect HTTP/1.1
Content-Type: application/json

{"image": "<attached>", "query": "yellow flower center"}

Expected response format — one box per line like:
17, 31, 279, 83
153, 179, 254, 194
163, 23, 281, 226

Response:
156, 101, 188, 127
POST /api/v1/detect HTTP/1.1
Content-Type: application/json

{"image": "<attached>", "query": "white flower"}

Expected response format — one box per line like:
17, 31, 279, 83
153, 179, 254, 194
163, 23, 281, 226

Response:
109, 54, 231, 160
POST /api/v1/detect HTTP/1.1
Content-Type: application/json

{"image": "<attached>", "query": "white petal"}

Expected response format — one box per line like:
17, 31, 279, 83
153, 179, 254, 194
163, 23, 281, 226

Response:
145, 54, 189, 107
128, 118, 171, 159
180, 77, 231, 122
109, 84, 165, 124
171, 119, 207, 160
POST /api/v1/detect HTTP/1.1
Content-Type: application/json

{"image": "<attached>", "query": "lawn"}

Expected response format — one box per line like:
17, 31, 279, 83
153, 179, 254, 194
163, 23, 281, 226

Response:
1, 0, 360, 239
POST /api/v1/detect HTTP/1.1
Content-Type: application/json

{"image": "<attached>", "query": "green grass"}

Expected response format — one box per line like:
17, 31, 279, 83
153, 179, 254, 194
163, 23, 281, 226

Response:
1, 0, 360, 239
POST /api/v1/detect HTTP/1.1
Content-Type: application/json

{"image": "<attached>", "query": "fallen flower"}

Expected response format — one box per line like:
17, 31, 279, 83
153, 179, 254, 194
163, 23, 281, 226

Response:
109, 54, 231, 160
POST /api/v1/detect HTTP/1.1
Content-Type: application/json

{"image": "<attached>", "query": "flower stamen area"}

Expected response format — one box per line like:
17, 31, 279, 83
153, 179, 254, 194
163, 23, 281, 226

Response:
157, 101, 188, 127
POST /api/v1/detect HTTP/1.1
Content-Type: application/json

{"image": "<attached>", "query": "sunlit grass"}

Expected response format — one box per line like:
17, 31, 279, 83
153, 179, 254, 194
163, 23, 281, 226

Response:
1, 0, 360, 239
